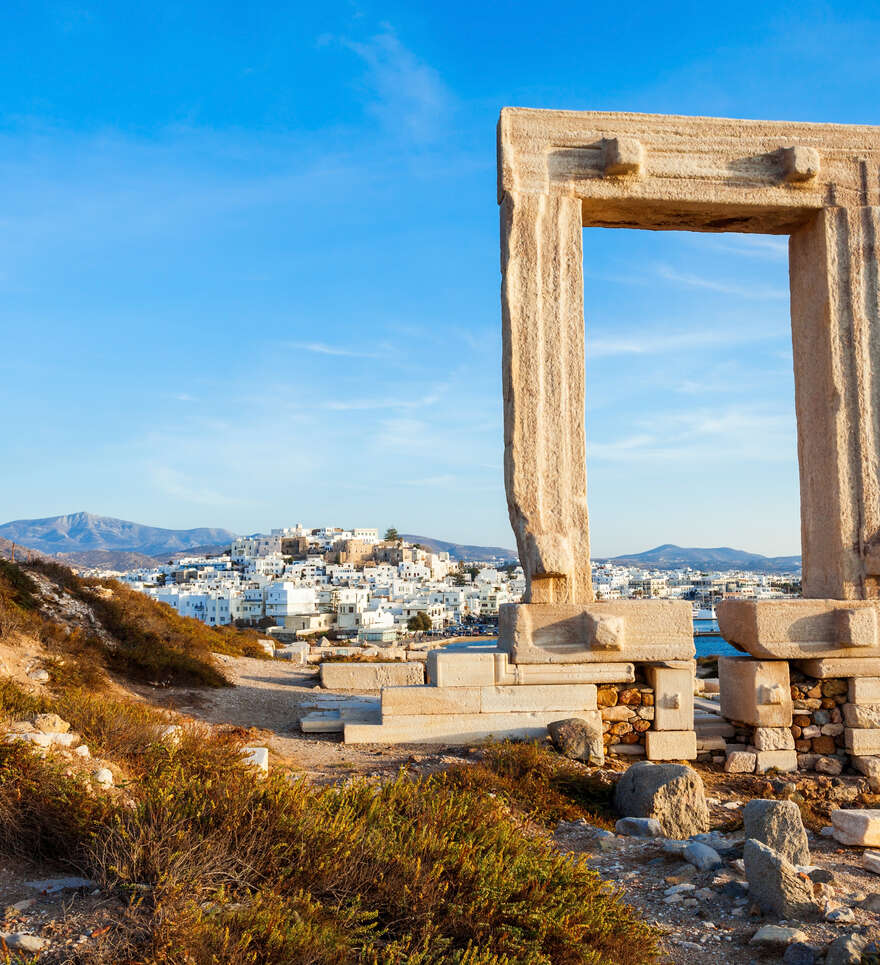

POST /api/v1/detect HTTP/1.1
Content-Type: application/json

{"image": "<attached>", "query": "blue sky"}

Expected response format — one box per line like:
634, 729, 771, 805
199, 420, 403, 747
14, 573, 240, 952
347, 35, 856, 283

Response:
2, 1, 879, 556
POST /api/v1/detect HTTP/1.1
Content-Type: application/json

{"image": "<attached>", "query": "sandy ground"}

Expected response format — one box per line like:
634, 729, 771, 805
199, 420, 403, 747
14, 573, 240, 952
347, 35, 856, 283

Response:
133, 654, 478, 780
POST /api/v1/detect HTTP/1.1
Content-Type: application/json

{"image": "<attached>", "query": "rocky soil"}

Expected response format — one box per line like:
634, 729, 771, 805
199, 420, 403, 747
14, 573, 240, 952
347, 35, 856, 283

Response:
4, 650, 880, 962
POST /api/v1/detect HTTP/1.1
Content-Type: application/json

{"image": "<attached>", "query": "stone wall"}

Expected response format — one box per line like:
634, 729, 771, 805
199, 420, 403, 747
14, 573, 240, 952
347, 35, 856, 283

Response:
598, 681, 654, 758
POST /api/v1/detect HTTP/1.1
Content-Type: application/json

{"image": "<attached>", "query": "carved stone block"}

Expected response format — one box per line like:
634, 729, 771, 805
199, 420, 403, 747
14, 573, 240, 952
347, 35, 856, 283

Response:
499, 601, 693, 664
602, 136, 644, 176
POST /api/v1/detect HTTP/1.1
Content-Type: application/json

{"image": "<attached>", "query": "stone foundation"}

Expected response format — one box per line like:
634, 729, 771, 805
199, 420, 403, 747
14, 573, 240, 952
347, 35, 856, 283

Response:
599, 681, 653, 758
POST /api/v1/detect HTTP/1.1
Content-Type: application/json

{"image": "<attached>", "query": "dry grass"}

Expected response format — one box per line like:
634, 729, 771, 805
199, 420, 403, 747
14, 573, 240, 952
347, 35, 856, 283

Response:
0, 717, 659, 965
445, 740, 618, 829
0, 558, 269, 690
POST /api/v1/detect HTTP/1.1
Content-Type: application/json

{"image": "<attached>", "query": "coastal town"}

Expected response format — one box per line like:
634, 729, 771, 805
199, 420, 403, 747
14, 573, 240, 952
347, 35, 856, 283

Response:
94, 524, 805, 637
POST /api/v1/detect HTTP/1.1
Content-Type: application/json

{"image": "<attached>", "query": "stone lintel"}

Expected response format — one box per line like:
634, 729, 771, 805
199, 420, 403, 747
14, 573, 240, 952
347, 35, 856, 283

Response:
498, 601, 693, 664
717, 599, 880, 658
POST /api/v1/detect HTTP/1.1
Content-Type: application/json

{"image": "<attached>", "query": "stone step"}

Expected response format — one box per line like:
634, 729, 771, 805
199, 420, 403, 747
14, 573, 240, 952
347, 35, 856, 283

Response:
344, 710, 597, 746
695, 718, 736, 738
300, 707, 381, 733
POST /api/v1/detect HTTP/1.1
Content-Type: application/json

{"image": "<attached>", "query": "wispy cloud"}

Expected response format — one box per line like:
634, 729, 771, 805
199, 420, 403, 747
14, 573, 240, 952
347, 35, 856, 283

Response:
150, 466, 242, 507
288, 341, 382, 359
656, 265, 788, 299
334, 26, 453, 142
699, 235, 789, 261
588, 404, 795, 465
588, 325, 785, 358
324, 393, 442, 411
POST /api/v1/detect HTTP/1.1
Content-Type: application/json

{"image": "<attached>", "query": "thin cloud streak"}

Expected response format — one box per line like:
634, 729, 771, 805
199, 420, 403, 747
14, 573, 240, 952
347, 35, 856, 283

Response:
655, 265, 788, 299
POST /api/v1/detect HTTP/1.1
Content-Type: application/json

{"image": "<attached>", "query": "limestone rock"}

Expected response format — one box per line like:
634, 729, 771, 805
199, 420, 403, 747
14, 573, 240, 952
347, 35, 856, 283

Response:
851, 755, 880, 791
548, 717, 604, 765
683, 841, 722, 871
92, 768, 113, 788
613, 762, 709, 838
725, 750, 757, 773
32, 713, 69, 734
754, 726, 796, 751
750, 924, 807, 946
783, 943, 815, 965
743, 839, 820, 919
614, 816, 662, 837
743, 799, 810, 865
825, 934, 867, 965
831, 808, 880, 846
0, 933, 48, 952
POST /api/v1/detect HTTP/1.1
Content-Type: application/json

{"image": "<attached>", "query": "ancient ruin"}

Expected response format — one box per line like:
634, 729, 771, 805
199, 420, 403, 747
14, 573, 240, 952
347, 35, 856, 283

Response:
337, 109, 880, 769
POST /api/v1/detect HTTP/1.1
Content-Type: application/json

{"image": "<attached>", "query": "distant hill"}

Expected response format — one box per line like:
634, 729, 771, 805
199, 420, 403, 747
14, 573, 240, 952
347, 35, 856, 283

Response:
401, 534, 518, 562
0, 536, 46, 563
602, 543, 801, 573
54, 549, 163, 570
0, 512, 236, 559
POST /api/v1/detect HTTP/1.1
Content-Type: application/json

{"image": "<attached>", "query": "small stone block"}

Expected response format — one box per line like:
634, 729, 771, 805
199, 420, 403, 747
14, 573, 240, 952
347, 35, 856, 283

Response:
831, 808, 880, 846
782, 145, 820, 182
241, 746, 269, 776
602, 136, 644, 176
381, 686, 481, 716
480, 683, 598, 714
645, 730, 697, 760
725, 750, 757, 773
753, 749, 797, 773
798, 658, 880, 679
850, 677, 880, 704
425, 651, 496, 687
846, 728, 880, 755
863, 850, 880, 874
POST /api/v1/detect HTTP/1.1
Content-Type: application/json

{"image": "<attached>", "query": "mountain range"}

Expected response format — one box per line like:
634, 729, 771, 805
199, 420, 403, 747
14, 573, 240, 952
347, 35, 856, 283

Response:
0, 512, 236, 564
602, 543, 801, 573
0, 515, 802, 574
401, 534, 518, 562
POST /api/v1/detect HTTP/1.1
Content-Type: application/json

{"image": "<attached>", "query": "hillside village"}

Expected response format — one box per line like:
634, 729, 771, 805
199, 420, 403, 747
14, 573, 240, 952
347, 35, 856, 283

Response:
52, 524, 803, 637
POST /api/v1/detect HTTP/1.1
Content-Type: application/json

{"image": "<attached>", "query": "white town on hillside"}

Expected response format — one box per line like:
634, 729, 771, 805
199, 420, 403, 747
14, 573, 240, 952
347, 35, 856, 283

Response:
67, 524, 805, 639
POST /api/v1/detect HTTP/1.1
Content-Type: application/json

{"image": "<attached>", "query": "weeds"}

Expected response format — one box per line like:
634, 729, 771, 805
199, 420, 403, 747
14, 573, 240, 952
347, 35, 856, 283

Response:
445, 740, 617, 829
0, 558, 269, 688
0, 735, 658, 964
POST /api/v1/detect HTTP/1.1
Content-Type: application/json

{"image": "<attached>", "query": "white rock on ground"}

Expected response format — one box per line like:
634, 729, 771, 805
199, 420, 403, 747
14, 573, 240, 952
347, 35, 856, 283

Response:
241, 746, 269, 776
74, 744, 90, 758
749, 924, 807, 946
831, 809, 880, 846
92, 768, 114, 788
0, 933, 48, 952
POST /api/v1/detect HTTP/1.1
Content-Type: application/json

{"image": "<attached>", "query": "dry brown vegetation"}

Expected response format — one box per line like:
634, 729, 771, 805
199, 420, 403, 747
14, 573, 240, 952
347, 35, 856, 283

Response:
0, 558, 660, 963
0, 558, 267, 689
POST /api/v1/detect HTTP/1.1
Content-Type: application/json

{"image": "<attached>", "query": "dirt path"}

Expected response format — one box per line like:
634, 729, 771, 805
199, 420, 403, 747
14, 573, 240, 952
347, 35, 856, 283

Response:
134, 655, 475, 781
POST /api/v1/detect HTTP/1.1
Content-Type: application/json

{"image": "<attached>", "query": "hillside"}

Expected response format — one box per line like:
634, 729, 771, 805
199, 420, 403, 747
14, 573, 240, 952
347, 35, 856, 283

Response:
0, 558, 264, 688
0, 512, 236, 558
401, 533, 518, 562
0, 558, 655, 964
0, 536, 46, 563
604, 543, 802, 573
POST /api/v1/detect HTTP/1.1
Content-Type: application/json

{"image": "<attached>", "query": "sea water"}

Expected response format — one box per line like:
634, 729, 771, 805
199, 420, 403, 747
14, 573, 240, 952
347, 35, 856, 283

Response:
453, 618, 739, 658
